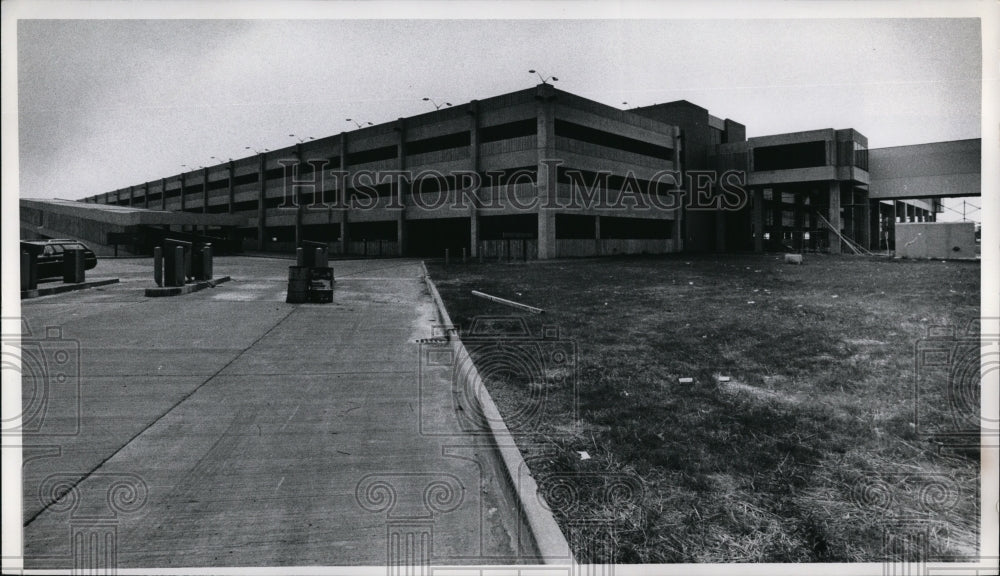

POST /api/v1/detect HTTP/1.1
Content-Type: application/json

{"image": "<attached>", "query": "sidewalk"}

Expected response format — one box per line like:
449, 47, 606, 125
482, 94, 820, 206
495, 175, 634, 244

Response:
20, 257, 527, 567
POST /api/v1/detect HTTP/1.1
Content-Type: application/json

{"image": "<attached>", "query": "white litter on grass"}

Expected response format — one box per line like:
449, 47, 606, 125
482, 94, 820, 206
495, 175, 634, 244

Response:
747, 301, 755, 304
716, 375, 731, 383
688, 281, 694, 285
577, 451, 591, 461
832, 295, 839, 298
679, 377, 694, 384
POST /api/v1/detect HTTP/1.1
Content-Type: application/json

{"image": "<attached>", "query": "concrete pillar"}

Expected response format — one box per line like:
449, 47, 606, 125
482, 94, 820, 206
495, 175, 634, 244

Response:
294, 143, 303, 249
595, 214, 602, 256
258, 152, 267, 251
858, 193, 871, 249
469, 100, 481, 258
127, 186, 134, 207
161, 178, 167, 210
227, 161, 235, 214
772, 188, 784, 250
793, 192, 805, 251
396, 118, 408, 257
671, 126, 683, 252
808, 188, 820, 251
842, 188, 855, 246
752, 188, 764, 252
827, 181, 841, 254
144, 182, 149, 209
867, 200, 879, 251
714, 210, 726, 252
536, 84, 557, 260
180, 173, 187, 213
202, 167, 209, 214
340, 132, 350, 255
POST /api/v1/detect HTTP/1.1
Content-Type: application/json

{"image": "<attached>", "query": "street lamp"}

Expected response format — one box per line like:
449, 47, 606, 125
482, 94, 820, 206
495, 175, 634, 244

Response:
529, 69, 558, 84
346, 119, 373, 129
422, 97, 452, 110
210, 156, 233, 164
245, 146, 269, 154
289, 134, 314, 143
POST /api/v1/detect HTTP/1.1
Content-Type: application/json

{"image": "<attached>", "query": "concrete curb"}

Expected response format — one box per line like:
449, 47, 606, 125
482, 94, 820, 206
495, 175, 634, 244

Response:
144, 276, 231, 297
21, 278, 120, 299
420, 261, 572, 565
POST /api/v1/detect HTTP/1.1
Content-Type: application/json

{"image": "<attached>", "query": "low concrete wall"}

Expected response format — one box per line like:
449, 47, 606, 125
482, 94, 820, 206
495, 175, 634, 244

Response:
895, 222, 977, 260
555, 238, 676, 258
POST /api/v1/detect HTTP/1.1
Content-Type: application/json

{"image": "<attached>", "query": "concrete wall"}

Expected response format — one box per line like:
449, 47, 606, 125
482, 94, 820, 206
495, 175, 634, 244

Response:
869, 139, 980, 199
895, 222, 977, 260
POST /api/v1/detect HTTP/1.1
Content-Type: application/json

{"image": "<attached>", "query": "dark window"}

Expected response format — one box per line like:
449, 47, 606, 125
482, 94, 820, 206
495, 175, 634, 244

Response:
233, 172, 260, 186
481, 166, 538, 186
232, 199, 258, 213
554, 119, 673, 160
752, 141, 827, 171
407, 131, 470, 155
555, 214, 596, 239
347, 145, 398, 166
479, 118, 537, 143
556, 167, 677, 197
601, 217, 673, 239
854, 142, 869, 171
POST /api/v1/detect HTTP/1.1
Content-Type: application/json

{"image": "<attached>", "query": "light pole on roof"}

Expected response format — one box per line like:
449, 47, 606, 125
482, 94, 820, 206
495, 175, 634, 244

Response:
346, 119, 373, 129
529, 69, 558, 84
422, 97, 452, 110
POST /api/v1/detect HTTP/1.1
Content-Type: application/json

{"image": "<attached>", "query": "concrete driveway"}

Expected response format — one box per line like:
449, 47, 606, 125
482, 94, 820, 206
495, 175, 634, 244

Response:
18, 257, 526, 568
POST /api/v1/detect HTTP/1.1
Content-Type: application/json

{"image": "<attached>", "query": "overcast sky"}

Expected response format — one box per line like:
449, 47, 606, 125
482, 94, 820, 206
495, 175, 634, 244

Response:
13, 16, 983, 218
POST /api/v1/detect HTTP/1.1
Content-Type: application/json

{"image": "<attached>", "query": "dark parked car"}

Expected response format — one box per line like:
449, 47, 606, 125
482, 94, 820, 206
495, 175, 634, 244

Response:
20, 239, 98, 279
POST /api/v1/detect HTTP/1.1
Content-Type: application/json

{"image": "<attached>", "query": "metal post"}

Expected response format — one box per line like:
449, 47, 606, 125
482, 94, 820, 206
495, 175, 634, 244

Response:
153, 247, 163, 287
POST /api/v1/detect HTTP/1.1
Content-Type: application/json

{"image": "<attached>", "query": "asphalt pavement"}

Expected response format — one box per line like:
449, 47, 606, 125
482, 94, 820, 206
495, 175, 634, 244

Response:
18, 256, 527, 568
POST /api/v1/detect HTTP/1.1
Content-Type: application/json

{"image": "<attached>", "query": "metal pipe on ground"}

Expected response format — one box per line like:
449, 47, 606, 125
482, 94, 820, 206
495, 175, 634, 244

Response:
471, 290, 544, 314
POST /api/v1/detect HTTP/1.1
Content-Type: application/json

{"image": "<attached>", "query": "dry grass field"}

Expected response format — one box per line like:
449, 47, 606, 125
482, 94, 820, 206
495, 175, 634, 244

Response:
428, 252, 981, 563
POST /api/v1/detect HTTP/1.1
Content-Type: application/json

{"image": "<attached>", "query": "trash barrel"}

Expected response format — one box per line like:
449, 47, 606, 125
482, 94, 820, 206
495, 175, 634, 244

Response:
286, 266, 310, 303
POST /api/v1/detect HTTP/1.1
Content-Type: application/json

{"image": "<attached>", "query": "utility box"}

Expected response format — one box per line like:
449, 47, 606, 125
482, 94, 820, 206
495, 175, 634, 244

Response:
895, 222, 977, 260
62, 248, 86, 283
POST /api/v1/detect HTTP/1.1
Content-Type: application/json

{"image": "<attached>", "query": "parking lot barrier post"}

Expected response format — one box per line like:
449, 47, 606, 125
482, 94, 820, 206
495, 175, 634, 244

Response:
203, 244, 213, 280
173, 246, 185, 286
153, 247, 163, 287
21, 251, 38, 290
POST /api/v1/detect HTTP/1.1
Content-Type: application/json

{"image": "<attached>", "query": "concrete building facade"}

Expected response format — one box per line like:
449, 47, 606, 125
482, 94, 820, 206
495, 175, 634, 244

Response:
69, 84, 979, 259
80, 84, 683, 260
